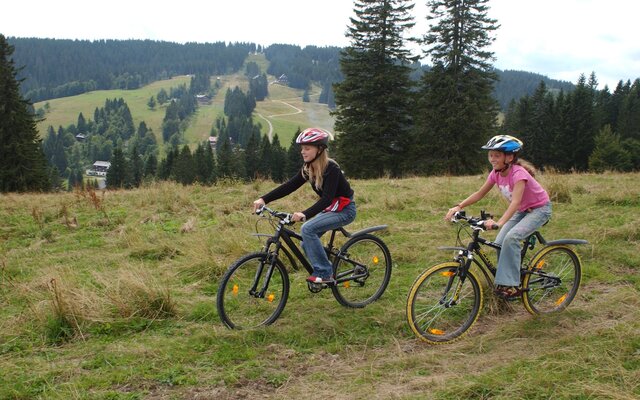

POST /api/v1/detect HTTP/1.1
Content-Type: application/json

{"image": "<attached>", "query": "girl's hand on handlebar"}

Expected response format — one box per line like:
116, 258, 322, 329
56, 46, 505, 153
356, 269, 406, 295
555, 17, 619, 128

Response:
445, 205, 461, 221
484, 219, 499, 230
253, 198, 265, 213
291, 212, 306, 222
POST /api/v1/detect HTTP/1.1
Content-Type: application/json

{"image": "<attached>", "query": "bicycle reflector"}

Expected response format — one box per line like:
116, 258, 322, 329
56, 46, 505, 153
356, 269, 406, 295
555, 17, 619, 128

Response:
536, 260, 546, 269
267, 294, 275, 302
343, 281, 350, 288
232, 284, 239, 295
373, 256, 379, 264
429, 328, 445, 335
441, 271, 455, 277
555, 294, 567, 306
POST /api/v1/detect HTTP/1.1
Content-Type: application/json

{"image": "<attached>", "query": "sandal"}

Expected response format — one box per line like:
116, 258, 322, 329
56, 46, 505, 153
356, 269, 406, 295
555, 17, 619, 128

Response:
494, 285, 523, 301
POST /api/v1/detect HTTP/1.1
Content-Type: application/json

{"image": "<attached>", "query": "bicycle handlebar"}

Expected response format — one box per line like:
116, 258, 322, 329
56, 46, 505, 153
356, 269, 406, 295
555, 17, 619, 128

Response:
255, 205, 294, 225
452, 210, 498, 231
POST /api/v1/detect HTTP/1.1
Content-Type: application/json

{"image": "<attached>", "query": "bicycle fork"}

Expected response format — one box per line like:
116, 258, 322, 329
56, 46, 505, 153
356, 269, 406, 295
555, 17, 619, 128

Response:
440, 263, 469, 307
249, 243, 281, 298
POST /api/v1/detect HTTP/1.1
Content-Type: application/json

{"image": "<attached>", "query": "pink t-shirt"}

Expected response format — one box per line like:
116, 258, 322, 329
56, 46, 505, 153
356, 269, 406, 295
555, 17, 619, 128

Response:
487, 165, 550, 212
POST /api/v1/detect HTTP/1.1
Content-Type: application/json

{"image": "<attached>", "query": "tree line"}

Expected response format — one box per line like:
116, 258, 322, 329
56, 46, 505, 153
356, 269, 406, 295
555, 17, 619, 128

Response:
8, 37, 255, 102
502, 75, 640, 172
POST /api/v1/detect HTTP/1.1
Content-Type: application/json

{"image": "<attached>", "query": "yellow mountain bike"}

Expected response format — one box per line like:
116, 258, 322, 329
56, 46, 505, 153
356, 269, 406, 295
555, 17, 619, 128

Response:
406, 210, 587, 344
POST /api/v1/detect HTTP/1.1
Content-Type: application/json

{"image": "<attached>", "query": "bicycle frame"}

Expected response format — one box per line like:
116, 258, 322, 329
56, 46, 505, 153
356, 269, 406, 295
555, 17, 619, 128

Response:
440, 222, 548, 289
253, 207, 389, 292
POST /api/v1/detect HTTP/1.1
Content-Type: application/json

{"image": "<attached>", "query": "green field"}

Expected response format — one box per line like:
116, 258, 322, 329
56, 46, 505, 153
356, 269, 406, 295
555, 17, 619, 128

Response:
1, 172, 638, 399
34, 53, 335, 150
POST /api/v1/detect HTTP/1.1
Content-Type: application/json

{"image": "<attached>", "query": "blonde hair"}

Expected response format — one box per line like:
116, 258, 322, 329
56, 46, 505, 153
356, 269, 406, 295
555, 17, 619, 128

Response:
302, 149, 330, 190
511, 155, 537, 177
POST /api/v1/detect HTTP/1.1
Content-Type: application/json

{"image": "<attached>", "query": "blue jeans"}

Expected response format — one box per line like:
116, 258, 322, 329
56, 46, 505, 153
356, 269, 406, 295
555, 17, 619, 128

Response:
301, 201, 357, 278
494, 202, 552, 286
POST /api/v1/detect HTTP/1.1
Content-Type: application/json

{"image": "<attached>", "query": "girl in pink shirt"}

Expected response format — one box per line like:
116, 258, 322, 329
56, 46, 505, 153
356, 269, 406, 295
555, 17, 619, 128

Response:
444, 135, 552, 300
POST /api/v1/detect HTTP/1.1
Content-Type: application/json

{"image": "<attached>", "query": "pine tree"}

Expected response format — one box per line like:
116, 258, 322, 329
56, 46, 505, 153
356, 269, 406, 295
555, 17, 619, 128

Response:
413, 0, 499, 175
106, 147, 128, 188
333, 0, 417, 178
144, 153, 158, 179
561, 74, 596, 171
270, 134, 287, 182
130, 144, 143, 187
174, 145, 195, 185
258, 135, 272, 179
0, 34, 50, 192
244, 131, 261, 180
217, 136, 235, 179
588, 125, 632, 172
285, 130, 303, 178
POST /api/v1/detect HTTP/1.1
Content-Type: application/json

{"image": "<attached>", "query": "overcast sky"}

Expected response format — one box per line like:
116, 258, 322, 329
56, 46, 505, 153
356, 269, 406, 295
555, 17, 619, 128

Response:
2, 0, 638, 89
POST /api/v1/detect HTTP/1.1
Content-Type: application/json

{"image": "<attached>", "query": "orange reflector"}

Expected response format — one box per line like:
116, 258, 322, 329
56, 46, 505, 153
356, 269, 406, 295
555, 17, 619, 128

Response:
429, 328, 445, 335
373, 256, 379, 264
232, 284, 239, 295
440, 271, 455, 277
343, 281, 350, 288
555, 294, 567, 305
267, 294, 275, 302
536, 260, 546, 269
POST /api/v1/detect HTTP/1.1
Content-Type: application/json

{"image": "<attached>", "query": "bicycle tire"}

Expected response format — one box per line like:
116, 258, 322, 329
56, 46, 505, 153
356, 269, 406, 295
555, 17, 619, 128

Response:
522, 245, 582, 315
331, 234, 392, 308
406, 262, 483, 344
216, 252, 289, 329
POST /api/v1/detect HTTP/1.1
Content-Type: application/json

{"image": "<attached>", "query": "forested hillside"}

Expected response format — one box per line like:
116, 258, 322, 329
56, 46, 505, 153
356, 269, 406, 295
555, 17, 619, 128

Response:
9, 37, 574, 110
9, 38, 255, 102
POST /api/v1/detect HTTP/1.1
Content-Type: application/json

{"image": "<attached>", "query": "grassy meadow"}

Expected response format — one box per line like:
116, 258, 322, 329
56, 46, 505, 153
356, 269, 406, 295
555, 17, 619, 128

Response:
1, 172, 638, 399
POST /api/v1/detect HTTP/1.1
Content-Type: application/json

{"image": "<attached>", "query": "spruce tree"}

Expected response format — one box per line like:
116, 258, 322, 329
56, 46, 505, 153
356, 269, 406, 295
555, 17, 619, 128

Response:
0, 34, 50, 192
270, 134, 287, 183
244, 131, 261, 180
333, 0, 417, 178
106, 147, 128, 188
413, 0, 499, 175
258, 135, 272, 179
285, 130, 303, 178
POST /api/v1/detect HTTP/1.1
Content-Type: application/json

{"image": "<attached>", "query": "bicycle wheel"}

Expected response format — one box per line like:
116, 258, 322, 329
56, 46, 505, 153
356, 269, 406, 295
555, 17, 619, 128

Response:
216, 252, 289, 329
522, 245, 582, 315
406, 262, 483, 344
331, 234, 392, 308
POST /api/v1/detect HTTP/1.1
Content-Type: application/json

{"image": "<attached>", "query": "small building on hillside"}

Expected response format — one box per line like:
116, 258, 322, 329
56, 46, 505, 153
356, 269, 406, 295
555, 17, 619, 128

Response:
208, 136, 217, 149
196, 94, 212, 105
271, 74, 289, 85
86, 161, 111, 177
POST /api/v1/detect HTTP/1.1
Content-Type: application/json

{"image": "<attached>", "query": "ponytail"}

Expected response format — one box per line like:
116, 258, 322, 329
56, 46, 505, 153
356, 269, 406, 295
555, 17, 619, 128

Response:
513, 156, 537, 177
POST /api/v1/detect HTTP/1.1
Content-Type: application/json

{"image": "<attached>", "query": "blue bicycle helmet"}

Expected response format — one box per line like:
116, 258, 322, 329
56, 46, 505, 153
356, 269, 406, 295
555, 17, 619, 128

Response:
481, 135, 523, 153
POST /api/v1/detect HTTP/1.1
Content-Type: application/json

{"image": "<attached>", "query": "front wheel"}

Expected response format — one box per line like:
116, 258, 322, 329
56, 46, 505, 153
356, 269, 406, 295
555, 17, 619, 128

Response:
522, 245, 582, 315
216, 252, 289, 329
331, 234, 392, 308
406, 263, 483, 344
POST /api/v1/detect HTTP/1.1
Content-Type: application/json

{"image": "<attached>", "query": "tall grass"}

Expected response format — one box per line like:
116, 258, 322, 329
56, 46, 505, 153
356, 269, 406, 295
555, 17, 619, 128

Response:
0, 173, 638, 399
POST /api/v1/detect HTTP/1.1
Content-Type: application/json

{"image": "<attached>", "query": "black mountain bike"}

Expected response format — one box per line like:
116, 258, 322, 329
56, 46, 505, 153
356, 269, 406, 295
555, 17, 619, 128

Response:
217, 205, 392, 329
406, 210, 587, 344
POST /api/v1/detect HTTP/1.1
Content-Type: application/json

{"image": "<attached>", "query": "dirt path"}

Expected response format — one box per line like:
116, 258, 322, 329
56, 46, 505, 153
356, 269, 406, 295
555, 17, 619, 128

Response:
257, 99, 303, 141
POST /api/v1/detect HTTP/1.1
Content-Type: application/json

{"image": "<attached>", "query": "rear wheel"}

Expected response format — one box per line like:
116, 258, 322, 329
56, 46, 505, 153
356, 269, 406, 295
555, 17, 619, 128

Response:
331, 234, 392, 308
217, 252, 289, 329
406, 263, 482, 344
522, 245, 581, 314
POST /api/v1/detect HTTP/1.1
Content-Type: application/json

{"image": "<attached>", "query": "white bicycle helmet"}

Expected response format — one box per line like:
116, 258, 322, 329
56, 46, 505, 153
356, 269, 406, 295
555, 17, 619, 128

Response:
481, 135, 523, 153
